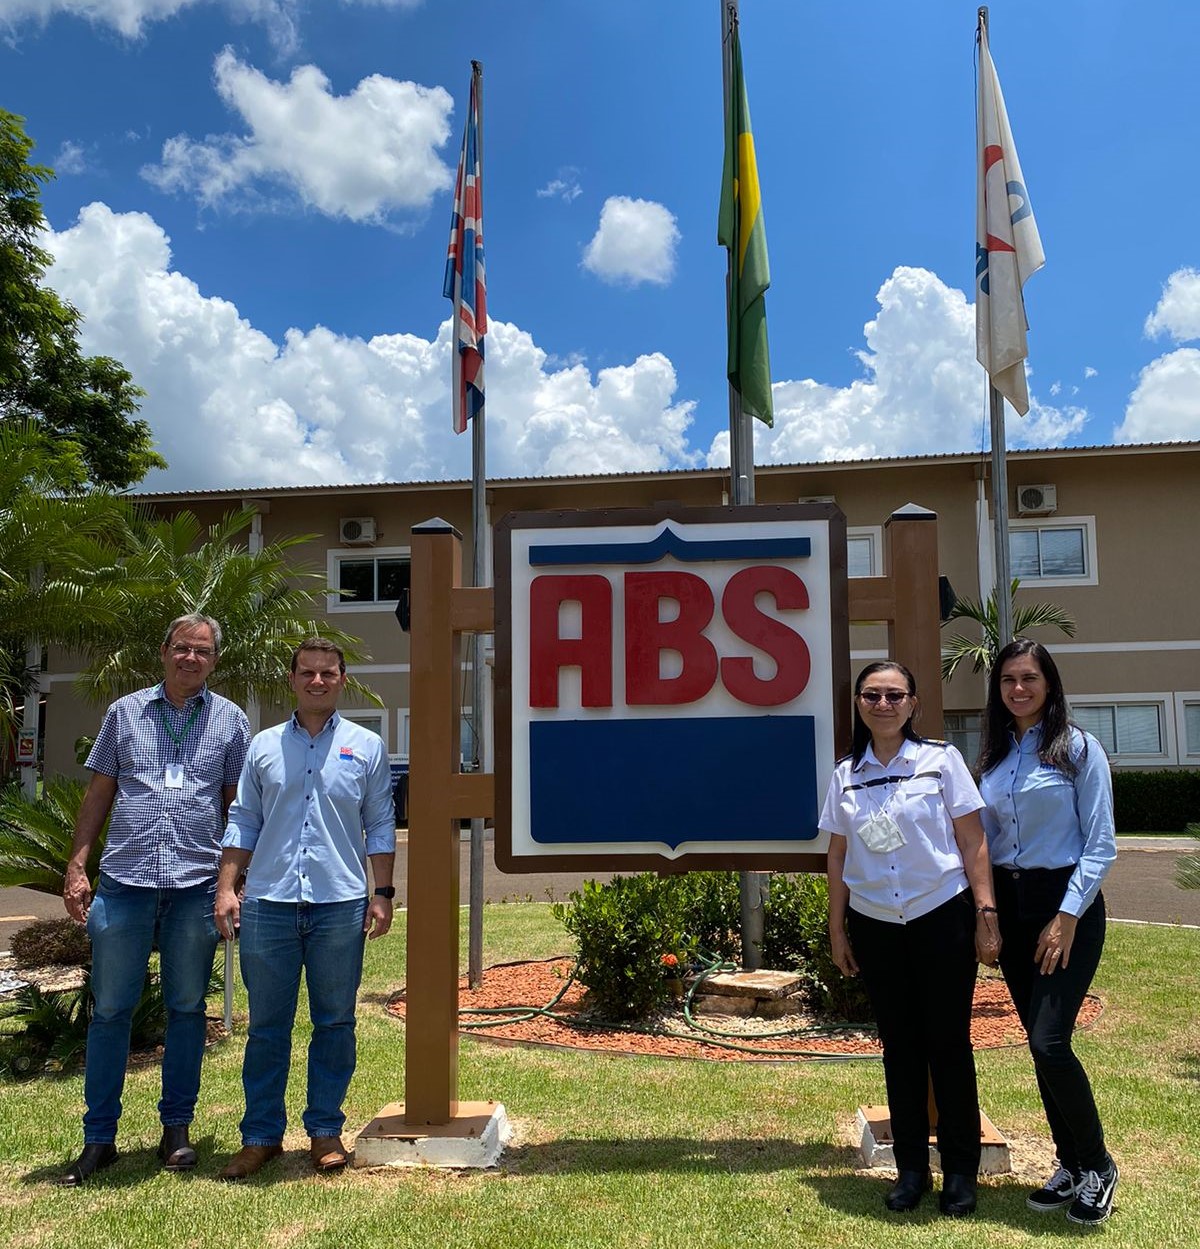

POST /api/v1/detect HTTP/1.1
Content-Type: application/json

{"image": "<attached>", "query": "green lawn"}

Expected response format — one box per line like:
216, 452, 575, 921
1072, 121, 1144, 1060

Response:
1, 906, 1196, 1249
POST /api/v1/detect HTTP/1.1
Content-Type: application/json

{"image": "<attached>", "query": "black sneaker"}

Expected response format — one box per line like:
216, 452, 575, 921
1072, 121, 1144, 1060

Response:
1066, 1160, 1119, 1226
1026, 1161, 1082, 1212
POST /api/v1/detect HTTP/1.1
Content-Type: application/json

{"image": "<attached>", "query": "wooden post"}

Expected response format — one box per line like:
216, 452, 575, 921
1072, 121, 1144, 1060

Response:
846, 503, 943, 739
404, 518, 495, 1126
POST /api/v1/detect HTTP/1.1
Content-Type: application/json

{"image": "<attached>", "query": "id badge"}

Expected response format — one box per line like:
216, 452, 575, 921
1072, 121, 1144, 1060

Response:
856, 809, 906, 853
164, 765, 185, 790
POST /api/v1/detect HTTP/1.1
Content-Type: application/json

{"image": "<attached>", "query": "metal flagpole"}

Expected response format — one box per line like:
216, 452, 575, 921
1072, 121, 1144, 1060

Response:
467, 59, 488, 990
721, 0, 765, 970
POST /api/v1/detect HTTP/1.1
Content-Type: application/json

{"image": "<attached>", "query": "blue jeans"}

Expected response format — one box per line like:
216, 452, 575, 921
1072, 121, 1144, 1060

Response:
237, 897, 367, 1145
83, 874, 219, 1144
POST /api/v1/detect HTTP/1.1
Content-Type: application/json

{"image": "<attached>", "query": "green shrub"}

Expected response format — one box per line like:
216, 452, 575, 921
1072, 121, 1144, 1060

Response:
9, 918, 91, 968
762, 875, 873, 1023
553, 870, 873, 1024
552, 875, 697, 1020
1112, 769, 1200, 832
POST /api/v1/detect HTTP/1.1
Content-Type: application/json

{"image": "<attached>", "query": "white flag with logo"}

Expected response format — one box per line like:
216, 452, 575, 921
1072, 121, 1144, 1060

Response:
976, 22, 1044, 416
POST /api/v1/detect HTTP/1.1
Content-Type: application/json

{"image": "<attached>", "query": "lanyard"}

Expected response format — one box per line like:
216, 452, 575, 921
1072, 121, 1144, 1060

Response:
159, 699, 203, 754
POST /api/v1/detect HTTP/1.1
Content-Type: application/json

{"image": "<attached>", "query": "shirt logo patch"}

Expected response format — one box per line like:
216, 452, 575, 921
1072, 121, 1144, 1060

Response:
339, 746, 355, 762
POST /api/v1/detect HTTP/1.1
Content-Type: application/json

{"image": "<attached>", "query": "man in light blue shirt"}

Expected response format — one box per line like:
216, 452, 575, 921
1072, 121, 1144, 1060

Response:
59, 613, 250, 1187
214, 638, 395, 1180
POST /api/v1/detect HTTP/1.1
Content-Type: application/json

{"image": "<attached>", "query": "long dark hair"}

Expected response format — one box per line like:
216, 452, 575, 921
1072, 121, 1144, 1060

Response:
979, 638, 1078, 776
849, 661, 923, 767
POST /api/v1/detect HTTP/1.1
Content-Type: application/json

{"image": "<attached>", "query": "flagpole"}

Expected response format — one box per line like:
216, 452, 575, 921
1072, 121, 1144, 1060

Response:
467, 58, 488, 990
979, 7, 1014, 649
721, 0, 765, 971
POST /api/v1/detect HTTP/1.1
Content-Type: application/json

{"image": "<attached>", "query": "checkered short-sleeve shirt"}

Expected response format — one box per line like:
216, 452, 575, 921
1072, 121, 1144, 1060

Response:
87, 683, 251, 889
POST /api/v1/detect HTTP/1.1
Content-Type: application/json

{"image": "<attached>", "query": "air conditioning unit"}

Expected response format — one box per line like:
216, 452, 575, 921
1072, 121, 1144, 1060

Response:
1016, 484, 1057, 515
339, 517, 377, 545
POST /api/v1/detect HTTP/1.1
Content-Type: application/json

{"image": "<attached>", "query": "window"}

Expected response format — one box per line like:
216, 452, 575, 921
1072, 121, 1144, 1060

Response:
327, 547, 410, 613
1073, 703, 1163, 756
943, 712, 983, 765
1008, 517, 1097, 586
397, 708, 474, 764
1180, 699, 1200, 758
847, 526, 882, 578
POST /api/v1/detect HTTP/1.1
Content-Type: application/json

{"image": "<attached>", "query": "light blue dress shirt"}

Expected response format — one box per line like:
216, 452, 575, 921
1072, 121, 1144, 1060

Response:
87, 682, 250, 889
224, 711, 395, 904
979, 723, 1116, 917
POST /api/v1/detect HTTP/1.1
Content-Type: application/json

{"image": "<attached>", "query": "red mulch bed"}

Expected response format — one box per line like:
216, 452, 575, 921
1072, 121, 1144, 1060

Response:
385, 958, 1103, 1063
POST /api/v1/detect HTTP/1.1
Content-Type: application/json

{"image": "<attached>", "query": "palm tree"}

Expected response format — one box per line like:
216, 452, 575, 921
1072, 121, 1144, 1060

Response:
0, 777, 101, 894
941, 578, 1076, 682
77, 506, 381, 711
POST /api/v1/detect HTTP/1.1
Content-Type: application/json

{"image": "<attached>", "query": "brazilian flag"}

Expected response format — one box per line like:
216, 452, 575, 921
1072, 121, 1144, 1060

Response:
718, 21, 773, 426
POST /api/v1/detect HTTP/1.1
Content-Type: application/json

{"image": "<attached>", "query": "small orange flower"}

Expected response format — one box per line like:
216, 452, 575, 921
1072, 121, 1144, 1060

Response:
660, 952, 679, 968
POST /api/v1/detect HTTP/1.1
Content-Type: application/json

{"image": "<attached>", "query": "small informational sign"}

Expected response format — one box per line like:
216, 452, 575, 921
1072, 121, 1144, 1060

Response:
494, 504, 849, 873
16, 729, 37, 766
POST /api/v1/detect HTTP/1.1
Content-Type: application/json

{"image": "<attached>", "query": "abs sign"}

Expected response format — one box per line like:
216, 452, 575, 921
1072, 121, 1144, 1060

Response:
494, 505, 849, 873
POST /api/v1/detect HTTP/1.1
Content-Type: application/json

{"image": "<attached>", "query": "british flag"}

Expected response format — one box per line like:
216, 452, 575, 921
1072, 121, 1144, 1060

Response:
443, 67, 486, 435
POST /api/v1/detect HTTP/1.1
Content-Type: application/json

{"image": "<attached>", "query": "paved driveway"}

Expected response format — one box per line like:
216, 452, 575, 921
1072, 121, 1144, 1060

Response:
3, 835, 1197, 952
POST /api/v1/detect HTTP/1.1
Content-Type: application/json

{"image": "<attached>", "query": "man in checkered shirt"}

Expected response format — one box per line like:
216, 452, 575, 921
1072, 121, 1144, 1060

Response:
57, 613, 250, 1187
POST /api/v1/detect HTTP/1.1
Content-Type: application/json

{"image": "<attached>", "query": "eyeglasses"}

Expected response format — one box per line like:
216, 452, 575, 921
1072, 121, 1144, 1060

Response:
858, 690, 909, 705
170, 644, 215, 659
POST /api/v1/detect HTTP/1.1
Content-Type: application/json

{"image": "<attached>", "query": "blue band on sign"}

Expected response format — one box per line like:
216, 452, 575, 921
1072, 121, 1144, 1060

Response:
528, 716, 818, 850
529, 528, 811, 567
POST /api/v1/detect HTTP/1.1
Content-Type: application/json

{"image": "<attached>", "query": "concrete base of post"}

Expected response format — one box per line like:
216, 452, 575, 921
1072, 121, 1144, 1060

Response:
354, 1100, 510, 1169
855, 1104, 1011, 1175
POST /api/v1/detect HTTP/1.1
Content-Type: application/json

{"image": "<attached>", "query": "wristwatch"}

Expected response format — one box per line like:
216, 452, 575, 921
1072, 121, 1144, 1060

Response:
374, 886, 396, 899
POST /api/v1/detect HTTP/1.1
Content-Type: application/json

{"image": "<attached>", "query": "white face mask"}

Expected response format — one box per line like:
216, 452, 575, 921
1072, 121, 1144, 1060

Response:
856, 808, 907, 854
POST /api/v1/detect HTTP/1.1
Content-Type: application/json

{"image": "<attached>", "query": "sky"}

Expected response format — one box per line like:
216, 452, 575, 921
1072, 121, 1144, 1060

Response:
3, 0, 1200, 493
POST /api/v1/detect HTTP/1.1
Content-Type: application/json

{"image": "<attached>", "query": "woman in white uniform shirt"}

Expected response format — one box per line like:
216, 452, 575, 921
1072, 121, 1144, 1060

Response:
821, 661, 1000, 1216
978, 639, 1118, 1226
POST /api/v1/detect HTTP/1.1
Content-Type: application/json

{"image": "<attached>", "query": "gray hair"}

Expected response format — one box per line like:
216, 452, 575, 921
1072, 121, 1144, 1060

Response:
163, 613, 223, 654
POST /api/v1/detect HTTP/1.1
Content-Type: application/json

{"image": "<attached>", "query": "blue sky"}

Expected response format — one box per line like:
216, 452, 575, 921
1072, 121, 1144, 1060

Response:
4, 0, 1199, 491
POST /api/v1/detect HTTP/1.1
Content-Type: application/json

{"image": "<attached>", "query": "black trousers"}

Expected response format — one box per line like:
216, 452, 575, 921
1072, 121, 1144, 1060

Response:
848, 890, 981, 1175
993, 866, 1108, 1173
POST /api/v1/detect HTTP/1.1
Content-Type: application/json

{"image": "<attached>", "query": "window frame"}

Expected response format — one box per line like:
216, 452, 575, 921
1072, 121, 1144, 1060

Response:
1173, 692, 1200, 762
326, 545, 411, 614
1007, 515, 1098, 587
1069, 692, 1177, 764
846, 525, 883, 579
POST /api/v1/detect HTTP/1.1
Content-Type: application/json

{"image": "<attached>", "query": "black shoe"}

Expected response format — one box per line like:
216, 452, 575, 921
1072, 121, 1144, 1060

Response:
939, 1172, 977, 1216
885, 1168, 931, 1211
56, 1143, 118, 1187
1066, 1160, 1119, 1226
1027, 1161, 1083, 1212
157, 1124, 198, 1171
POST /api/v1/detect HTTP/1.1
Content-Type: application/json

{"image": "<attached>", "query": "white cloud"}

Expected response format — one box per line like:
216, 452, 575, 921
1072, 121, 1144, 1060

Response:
1049, 380, 1062, 396
1, 1, 301, 50
1083, 366, 1097, 379
55, 141, 88, 175
707, 267, 1086, 467
582, 196, 679, 287
142, 50, 454, 223
1144, 267, 1200, 343
44, 202, 696, 490
537, 169, 582, 202
1115, 347, 1200, 443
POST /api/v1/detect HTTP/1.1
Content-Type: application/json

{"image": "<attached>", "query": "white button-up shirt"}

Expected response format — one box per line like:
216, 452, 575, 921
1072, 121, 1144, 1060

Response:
819, 737, 984, 924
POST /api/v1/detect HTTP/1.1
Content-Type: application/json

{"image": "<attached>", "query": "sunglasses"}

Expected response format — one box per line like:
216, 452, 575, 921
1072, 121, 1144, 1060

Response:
857, 690, 910, 705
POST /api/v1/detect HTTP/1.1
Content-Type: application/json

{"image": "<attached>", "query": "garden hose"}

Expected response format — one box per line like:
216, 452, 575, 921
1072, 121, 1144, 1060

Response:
456, 954, 881, 1060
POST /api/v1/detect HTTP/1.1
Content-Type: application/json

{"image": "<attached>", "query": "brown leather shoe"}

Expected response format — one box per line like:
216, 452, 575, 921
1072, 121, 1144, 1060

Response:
309, 1135, 348, 1172
217, 1143, 282, 1181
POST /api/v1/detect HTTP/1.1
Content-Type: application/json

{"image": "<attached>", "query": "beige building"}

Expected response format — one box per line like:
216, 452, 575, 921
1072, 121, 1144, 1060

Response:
39, 440, 1200, 779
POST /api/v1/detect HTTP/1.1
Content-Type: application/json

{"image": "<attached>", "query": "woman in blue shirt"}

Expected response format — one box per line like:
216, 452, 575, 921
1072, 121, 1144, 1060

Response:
822, 661, 1000, 1217
978, 639, 1118, 1227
